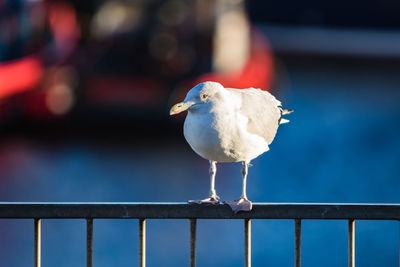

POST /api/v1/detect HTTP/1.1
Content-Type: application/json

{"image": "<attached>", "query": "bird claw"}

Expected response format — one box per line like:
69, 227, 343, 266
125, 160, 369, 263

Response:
188, 196, 220, 204
225, 198, 252, 213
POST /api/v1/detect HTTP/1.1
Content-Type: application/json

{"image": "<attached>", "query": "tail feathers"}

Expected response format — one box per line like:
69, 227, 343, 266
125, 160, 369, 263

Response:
278, 107, 293, 125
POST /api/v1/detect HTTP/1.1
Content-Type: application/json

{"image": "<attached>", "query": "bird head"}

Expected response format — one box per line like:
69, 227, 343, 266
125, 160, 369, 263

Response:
169, 82, 225, 115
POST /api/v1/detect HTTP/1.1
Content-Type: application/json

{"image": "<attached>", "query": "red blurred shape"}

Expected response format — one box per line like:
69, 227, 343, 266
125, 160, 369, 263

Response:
0, 56, 43, 99
196, 28, 274, 91
48, 2, 80, 55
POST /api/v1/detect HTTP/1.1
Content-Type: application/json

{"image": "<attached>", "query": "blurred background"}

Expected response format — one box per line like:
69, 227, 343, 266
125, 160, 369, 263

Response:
1, 0, 400, 266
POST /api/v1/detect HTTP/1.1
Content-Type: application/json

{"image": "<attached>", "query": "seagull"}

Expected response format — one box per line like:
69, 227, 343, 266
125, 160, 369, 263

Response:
170, 81, 292, 213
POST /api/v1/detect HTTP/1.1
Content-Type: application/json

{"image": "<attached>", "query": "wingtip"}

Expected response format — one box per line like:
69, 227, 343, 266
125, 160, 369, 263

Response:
282, 109, 294, 115
280, 118, 290, 124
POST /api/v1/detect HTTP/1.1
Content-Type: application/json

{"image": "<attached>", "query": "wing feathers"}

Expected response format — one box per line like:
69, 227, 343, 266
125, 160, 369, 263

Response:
227, 88, 282, 144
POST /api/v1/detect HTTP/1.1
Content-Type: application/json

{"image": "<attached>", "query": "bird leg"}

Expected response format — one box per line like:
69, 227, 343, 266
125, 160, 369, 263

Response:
225, 161, 253, 213
189, 161, 220, 204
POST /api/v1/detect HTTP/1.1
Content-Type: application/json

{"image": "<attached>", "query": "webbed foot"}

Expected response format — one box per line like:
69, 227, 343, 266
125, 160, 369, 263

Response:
225, 197, 252, 213
188, 195, 220, 204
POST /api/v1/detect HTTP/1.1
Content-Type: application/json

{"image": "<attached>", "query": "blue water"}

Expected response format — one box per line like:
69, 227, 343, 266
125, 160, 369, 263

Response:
0, 62, 400, 266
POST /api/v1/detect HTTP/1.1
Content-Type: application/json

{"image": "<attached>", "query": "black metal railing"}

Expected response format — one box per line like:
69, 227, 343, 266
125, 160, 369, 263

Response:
1, 202, 400, 267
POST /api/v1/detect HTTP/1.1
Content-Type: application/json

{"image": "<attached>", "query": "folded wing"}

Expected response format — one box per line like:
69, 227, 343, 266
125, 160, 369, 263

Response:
227, 88, 283, 145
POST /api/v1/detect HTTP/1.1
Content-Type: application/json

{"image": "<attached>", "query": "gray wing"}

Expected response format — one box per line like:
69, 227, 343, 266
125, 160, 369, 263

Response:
227, 88, 282, 144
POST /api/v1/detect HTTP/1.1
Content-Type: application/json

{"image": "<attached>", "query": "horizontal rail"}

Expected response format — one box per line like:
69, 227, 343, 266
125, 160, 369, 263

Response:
1, 202, 400, 219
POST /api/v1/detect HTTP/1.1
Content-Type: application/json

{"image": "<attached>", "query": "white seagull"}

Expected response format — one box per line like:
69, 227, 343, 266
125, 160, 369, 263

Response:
170, 81, 292, 213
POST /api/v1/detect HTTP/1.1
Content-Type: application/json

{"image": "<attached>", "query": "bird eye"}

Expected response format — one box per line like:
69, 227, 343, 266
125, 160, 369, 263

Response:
201, 94, 208, 100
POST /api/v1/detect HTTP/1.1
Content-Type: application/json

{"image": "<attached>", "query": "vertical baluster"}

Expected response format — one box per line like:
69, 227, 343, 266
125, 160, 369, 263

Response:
34, 219, 41, 267
190, 219, 197, 267
139, 219, 146, 267
295, 219, 301, 267
348, 219, 355, 267
244, 219, 251, 267
86, 218, 93, 267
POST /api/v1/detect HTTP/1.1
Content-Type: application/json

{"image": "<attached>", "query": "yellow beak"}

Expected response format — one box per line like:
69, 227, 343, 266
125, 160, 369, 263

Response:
169, 101, 194, 115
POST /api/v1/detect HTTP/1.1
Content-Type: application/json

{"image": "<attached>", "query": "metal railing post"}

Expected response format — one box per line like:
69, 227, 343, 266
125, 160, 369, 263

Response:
34, 218, 41, 267
245, 219, 251, 267
295, 219, 301, 267
86, 218, 93, 267
190, 219, 197, 267
139, 219, 146, 267
348, 219, 355, 267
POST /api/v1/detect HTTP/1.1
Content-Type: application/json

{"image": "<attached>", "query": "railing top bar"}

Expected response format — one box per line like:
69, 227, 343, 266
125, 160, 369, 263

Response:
1, 202, 400, 219
3, 202, 400, 206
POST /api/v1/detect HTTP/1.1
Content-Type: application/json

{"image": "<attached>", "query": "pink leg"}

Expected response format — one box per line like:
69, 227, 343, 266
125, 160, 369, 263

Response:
225, 161, 252, 213
189, 161, 220, 204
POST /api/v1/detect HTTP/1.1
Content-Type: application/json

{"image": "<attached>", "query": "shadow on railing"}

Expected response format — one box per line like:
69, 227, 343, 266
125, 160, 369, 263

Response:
1, 202, 400, 267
